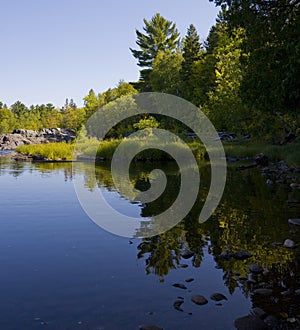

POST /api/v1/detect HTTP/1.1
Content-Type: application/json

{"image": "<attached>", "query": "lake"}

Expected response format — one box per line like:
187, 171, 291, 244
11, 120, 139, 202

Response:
0, 155, 299, 329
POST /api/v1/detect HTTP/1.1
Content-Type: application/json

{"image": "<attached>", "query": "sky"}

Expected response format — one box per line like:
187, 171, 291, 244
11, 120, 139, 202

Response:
1, 0, 220, 108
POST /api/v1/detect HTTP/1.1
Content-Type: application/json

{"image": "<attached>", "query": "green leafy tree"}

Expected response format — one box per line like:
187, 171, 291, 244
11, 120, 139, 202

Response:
130, 13, 180, 91
0, 107, 16, 133
210, 0, 300, 139
149, 50, 183, 95
204, 25, 249, 132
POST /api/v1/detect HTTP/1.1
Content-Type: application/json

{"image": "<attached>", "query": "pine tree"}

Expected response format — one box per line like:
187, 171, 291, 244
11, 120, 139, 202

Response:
130, 13, 180, 91
180, 24, 202, 102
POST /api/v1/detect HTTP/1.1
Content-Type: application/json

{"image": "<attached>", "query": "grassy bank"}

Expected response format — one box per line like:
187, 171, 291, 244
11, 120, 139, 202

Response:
223, 139, 300, 165
16, 142, 75, 160
15, 138, 300, 165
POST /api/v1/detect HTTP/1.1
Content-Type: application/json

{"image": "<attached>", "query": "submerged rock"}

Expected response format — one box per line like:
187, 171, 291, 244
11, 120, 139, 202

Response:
191, 295, 208, 305
172, 283, 187, 290
173, 299, 184, 311
185, 278, 194, 283
251, 307, 267, 319
234, 315, 268, 330
210, 293, 228, 301
252, 288, 273, 296
181, 249, 194, 259
232, 251, 252, 260
139, 325, 163, 330
248, 264, 263, 274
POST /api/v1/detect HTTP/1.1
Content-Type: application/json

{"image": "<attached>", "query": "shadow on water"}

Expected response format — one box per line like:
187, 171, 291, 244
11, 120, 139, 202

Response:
1, 157, 300, 328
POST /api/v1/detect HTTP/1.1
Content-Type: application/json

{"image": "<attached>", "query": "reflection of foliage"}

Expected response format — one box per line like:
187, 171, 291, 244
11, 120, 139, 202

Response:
75, 161, 300, 286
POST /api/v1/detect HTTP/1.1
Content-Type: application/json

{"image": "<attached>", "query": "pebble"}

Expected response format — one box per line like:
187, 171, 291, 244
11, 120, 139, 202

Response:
191, 295, 208, 305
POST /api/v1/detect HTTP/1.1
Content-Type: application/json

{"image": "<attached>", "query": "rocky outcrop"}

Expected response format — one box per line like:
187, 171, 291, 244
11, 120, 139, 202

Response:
0, 128, 76, 150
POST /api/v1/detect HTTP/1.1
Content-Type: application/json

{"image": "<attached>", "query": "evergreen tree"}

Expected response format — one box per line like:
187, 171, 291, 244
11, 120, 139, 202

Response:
130, 13, 180, 91
180, 24, 202, 101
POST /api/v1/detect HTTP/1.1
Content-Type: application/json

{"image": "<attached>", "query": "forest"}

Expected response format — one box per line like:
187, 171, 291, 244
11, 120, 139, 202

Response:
1, 0, 299, 144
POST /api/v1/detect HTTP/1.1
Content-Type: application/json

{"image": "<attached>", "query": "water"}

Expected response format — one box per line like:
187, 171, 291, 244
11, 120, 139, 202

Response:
0, 157, 299, 329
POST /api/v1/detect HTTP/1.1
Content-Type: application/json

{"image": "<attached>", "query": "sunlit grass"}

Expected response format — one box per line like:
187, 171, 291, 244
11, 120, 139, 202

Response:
16, 137, 300, 165
16, 142, 74, 160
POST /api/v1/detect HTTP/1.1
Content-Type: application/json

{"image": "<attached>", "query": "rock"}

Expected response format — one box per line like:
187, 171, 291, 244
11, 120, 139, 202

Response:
290, 183, 300, 189
172, 283, 187, 290
210, 293, 228, 301
139, 325, 163, 330
185, 278, 194, 283
266, 179, 273, 185
178, 264, 188, 268
232, 251, 252, 260
264, 315, 279, 328
251, 307, 267, 319
181, 249, 194, 259
294, 289, 300, 296
219, 251, 233, 260
234, 315, 268, 330
173, 299, 184, 311
255, 153, 269, 167
191, 295, 208, 305
287, 199, 299, 204
288, 219, 300, 226
0, 128, 76, 151
248, 264, 263, 274
252, 288, 273, 296
283, 238, 296, 248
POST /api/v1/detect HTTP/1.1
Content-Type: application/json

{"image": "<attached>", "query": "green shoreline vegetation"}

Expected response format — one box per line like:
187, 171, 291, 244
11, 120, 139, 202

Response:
16, 137, 300, 165
3, 4, 300, 166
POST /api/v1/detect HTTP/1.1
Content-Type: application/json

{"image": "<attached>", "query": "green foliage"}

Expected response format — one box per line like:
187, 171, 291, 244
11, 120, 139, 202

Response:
210, 0, 300, 135
180, 24, 203, 102
133, 116, 159, 130
16, 142, 74, 160
149, 50, 183, 94
223, 138, 300, 165
83, 82, 138, 120
130, 13, 180, 90
203, 25, 250, 132
0, 108, 16, 133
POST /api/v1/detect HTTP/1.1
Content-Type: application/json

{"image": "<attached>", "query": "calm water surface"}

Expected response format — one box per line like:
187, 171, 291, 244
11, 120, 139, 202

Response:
0, 155, 299, 329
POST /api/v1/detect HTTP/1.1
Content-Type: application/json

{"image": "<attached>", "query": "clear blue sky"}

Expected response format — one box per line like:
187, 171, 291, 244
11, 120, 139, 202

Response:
1, 0, 220, 108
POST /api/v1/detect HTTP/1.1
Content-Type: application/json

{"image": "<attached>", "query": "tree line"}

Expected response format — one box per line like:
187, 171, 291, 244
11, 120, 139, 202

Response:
1, 1, 299, 143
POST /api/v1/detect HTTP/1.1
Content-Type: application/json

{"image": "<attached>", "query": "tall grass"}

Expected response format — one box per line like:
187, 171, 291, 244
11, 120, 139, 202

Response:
223, 139, 300, 165
76, 137, 206, 161
16, 137, 300, 165
16, 142, 74, 160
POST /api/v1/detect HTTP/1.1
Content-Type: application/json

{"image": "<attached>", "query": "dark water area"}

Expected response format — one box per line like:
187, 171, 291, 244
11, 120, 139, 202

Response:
0, 157, 299, 329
